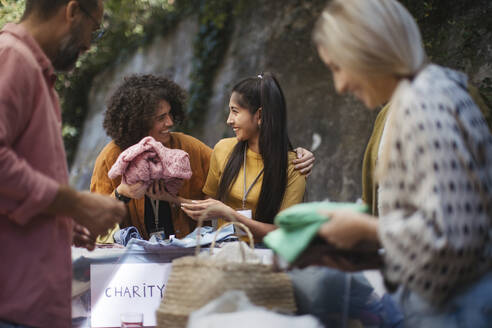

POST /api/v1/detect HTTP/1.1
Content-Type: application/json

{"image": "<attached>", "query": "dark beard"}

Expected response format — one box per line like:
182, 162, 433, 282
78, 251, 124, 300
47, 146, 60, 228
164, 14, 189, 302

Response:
52, 24, 84, 71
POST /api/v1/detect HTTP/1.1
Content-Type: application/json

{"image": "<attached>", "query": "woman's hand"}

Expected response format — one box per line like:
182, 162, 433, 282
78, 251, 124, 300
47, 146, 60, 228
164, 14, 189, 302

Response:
146, 180, 181, 204
293, 147, 315, 177
291, 246, 368, 272
318, 210, 379, 249
180, 199, 236, 221
116, 181, 147, 199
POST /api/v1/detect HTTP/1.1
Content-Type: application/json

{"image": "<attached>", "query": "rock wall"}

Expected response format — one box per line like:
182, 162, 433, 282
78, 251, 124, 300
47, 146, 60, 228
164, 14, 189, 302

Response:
70, 0, 492, 203
199, 0, 377, 202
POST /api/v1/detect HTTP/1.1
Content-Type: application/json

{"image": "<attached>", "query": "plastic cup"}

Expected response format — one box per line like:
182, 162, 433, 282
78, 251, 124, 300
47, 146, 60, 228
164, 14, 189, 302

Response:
120, 312, 143, 328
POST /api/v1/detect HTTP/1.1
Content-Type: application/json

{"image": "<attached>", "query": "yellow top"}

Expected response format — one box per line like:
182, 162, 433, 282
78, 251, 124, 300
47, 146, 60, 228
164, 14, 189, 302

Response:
203, 138, 306, 224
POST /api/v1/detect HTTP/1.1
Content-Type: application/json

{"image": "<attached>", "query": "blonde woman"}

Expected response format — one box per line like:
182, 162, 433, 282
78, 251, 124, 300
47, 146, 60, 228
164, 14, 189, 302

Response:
312, 0, 492, 326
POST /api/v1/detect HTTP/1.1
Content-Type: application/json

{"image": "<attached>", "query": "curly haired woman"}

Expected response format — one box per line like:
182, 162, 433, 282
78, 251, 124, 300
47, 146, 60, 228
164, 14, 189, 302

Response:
91, 74, 315, 241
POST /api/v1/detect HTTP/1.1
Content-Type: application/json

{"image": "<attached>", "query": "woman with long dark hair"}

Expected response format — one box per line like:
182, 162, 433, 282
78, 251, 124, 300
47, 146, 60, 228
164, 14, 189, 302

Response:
179, 72, 306, 240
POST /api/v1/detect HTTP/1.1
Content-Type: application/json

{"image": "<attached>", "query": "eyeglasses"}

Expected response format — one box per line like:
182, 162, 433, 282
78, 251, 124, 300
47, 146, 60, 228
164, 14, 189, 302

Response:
77, 2, 105, 43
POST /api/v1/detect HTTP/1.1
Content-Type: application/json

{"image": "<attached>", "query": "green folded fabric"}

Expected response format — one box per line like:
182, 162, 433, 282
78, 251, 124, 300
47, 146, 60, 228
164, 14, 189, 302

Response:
263, 202, 369, 263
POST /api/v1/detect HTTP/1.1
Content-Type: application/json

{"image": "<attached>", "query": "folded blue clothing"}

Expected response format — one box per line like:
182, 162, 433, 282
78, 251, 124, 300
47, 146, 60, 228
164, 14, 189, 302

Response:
127, 224, 236, 251
114, 226, 143, 246
165, 224, 236, 247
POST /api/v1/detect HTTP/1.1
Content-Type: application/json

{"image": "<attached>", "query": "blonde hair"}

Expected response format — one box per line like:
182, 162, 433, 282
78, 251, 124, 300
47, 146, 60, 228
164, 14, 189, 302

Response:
314, 0, 428, 181
313, 0, 427, 77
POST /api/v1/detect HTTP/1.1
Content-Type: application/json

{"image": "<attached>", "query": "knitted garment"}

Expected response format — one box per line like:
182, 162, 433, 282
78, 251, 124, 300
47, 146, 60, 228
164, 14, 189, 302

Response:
108, 136, 192, 195
361, 84, 490, 217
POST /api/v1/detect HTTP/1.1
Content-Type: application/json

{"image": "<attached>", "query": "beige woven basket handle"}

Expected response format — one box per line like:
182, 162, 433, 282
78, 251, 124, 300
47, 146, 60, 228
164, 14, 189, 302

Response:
210, 221, 255, 250
194, 213, 209, 255
194, 208, 255, 259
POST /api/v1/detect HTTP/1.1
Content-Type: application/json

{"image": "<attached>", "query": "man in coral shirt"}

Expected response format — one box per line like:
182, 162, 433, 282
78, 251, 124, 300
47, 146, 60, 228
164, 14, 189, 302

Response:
0, 1, 126, 327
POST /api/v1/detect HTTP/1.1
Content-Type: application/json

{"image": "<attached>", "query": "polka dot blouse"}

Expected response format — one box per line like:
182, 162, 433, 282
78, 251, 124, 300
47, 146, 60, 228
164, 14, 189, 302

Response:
378, 64, 492, 304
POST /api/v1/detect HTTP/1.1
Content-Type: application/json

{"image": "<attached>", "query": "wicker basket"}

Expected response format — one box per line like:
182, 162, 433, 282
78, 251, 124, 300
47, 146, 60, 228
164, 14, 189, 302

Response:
156, 222, 296, 328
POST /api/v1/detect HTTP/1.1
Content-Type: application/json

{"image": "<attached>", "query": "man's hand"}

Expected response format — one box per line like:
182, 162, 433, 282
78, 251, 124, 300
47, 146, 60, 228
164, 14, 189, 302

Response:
72, 223, 96, 251
72, 191, 127, 237
293, 147, 315, 177
45, 185, 126, 242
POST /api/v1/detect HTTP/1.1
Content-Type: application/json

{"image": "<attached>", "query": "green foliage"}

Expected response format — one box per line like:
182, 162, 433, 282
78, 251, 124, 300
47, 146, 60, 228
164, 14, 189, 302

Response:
184, 0, 248, 132
0, 0, 25, 27
185, 0, 233, 131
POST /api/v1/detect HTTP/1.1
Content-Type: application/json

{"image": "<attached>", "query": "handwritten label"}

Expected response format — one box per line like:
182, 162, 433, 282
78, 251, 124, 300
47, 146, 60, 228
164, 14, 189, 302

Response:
91, 263, 172, 327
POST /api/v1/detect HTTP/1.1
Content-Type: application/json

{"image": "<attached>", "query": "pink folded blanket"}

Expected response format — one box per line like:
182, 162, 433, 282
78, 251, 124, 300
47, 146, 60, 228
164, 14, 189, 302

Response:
108, 136, 192, 195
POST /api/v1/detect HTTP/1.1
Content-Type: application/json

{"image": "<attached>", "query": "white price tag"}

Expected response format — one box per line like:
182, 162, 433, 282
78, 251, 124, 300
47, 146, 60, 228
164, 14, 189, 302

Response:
236, 209, 252, 219
235, 209, 252, 236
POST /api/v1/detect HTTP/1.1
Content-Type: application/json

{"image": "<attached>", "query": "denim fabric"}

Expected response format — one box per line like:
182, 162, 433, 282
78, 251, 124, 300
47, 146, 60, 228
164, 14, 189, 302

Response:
0, 321, 33, 328
113, 226, 143, 246
288, 267, 403, 327
142, 224, 236, 248
395, 272, 492, 328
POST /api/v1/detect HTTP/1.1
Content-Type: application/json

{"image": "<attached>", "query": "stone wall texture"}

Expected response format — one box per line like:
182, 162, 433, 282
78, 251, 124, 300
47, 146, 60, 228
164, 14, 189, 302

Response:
70, 0, 492, 203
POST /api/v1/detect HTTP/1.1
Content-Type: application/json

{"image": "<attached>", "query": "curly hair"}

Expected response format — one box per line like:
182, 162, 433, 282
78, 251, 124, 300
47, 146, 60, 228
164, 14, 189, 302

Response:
104, 74, 187, 150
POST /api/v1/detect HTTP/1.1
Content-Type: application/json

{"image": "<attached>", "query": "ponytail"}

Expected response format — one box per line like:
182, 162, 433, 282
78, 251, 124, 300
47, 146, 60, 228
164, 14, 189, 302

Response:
217, 72, 292, 223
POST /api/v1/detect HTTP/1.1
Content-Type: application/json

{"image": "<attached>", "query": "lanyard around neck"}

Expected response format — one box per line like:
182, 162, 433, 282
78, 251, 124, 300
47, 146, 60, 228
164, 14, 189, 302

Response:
242, 145, 264, 209
150, 199, 159, 230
